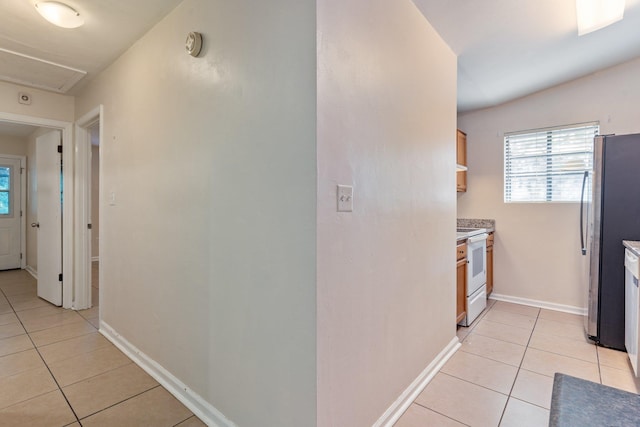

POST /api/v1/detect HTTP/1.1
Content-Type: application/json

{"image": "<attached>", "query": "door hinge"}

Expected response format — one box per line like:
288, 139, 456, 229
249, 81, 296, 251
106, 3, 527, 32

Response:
88, 224, 92, 229
58, 273, 63, 282
20, 253, 22, 260
20, 210, 22, 217
57, 145, 62, 154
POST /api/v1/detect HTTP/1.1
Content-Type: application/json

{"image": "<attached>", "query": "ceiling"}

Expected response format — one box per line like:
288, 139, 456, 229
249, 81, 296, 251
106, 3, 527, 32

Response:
414, 0, 640, 112
0, 0, 183, 94
1, 1, 640, 114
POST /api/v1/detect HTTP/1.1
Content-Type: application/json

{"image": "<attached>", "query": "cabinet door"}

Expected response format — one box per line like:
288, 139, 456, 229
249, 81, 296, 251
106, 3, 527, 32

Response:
457, 130, 467, 192
456, 258, 467, 323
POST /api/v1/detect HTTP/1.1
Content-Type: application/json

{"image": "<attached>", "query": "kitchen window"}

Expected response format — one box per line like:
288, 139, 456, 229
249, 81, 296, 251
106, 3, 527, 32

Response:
504, 122, 599, 203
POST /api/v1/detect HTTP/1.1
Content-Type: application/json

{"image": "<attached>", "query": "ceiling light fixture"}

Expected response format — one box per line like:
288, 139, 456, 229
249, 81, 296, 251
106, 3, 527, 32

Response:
576, 0, 625, 36
35, 1, 84, 29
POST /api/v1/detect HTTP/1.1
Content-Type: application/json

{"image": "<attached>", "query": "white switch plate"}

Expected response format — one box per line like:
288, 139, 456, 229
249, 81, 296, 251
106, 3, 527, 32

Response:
108, 191, 116, 206
337, 185, 353, 212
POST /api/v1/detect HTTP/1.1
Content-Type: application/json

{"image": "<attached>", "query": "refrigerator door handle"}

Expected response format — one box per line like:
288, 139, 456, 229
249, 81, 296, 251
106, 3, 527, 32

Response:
580, 170, 589, 255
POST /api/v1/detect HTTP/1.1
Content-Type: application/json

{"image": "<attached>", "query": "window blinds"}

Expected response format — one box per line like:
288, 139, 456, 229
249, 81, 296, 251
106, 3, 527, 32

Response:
504, 123, 599, 202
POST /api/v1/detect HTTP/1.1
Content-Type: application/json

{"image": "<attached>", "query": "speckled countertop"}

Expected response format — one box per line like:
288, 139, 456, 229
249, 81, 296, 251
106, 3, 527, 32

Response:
623, 240, 640, 257
457, 218, 495, 232
456, 218, 496, 242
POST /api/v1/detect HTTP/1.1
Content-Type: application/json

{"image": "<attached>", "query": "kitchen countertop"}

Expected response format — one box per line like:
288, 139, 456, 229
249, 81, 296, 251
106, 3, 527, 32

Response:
457, 218, 495, 242
623, 240, 640, 257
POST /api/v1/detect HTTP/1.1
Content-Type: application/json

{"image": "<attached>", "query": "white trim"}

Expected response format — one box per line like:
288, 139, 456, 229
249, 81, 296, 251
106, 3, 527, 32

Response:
489, 293, 587, 315
25, 265, 37, 279
73, 106, 102, 310
100, 321, 236, 427
373, 337, 461, 427
0, 111, 74, 309
91, 256, 99, 262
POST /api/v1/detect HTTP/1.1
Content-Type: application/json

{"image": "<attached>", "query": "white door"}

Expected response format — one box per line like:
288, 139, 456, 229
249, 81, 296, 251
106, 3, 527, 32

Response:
35, 131, 62, 306
0, 157, 22, 270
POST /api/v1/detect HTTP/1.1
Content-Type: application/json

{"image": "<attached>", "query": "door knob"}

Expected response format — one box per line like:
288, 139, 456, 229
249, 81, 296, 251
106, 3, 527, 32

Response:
31, 222, 39, 228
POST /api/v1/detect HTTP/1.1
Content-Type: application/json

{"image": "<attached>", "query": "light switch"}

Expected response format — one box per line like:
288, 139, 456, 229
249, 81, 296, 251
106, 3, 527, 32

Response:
337, 185, 353, 212
108, 191, 116, 206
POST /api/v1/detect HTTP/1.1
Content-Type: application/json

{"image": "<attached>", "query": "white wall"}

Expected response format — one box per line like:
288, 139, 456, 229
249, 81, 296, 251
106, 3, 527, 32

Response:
74, 0, 317, 425
0, 81, 74, 123
0, 134, 28, 156
458, 56, 640, 310
317, 0, 457, 425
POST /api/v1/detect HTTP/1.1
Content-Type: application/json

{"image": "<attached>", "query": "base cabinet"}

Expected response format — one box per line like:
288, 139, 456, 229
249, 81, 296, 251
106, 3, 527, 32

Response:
486, 232, 494, 296
456, 243, 467, 323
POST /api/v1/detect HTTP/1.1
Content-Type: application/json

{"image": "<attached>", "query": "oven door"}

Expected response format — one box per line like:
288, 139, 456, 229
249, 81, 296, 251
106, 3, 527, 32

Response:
467, 233, 487, 296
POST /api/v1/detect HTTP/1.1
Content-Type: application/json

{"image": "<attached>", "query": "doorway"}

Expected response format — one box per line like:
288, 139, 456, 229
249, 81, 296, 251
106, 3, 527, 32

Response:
0, 155, 25, 271
0, 112, 74, 308
74, 106, 102, 313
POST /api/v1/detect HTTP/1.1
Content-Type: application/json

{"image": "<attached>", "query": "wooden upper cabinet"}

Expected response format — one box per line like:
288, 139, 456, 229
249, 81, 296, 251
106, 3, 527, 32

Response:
457, 129, 467, 192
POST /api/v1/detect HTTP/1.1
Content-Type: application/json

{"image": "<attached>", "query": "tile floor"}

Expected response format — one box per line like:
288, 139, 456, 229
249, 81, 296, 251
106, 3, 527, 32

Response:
0, 264, 205, 426
394, 299, 640, 427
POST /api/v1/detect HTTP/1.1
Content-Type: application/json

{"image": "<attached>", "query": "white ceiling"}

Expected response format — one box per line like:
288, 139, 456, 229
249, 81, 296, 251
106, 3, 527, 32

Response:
1, 1, 639, 113
0, 0, 183, 94
414, 0, 640, 112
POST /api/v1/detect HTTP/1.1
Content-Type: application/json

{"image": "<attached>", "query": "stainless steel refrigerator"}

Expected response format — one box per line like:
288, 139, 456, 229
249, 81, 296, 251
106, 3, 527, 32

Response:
582, 134, 640, 350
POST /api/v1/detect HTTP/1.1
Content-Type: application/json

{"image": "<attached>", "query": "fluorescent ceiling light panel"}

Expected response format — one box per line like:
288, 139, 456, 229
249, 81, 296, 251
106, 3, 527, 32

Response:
576, 0, 625, 35
35, 1, 84, 29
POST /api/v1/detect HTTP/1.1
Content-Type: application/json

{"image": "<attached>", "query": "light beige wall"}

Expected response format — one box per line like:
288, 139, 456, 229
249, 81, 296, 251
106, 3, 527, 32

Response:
74, 0, 317, 425
91, 144, 99, 259
0, 81, 74, 123
317, 0, 457, 425
0, 134, 28, 156
458, 56, 640, 309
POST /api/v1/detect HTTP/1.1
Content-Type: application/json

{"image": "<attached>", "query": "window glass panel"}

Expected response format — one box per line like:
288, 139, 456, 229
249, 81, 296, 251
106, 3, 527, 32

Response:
0, 167, 9, 191
504, 123, 598, 203
0, 191, 8, 215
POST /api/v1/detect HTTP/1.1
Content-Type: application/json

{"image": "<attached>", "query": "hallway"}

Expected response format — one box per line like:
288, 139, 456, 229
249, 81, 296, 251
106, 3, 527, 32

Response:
0, 268, 204, 426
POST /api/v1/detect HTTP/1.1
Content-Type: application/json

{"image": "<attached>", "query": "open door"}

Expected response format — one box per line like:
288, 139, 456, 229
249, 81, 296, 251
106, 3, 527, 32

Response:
35, 130, 62, 306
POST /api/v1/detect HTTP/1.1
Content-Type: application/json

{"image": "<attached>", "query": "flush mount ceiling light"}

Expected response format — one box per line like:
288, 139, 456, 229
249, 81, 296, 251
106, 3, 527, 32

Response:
35, 1, 84, 29
576, 0, 625, 36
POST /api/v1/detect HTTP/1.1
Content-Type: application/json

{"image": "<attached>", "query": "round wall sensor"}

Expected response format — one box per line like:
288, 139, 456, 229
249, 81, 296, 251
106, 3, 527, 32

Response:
185, 32, 203, 57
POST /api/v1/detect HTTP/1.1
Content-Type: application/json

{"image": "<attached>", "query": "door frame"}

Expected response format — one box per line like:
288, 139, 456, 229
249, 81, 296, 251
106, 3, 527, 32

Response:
0, 111, 74, 308
74, 106, 103, 311
0, 154, 26, 270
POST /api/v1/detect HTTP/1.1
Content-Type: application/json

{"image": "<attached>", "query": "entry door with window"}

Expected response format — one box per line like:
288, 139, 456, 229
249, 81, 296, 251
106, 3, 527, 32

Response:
35, 131, 62, 306
0, 157, 22, 270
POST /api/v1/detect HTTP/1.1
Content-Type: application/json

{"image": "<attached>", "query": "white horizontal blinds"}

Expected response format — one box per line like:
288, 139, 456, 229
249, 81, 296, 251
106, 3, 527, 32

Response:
505, 123, 598, 202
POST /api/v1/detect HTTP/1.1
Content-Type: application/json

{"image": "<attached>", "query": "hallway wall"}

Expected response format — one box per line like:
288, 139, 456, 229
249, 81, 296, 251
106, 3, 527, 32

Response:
316, 0, 457, 425
0, 134, 27, 156
74, 0, 317, 425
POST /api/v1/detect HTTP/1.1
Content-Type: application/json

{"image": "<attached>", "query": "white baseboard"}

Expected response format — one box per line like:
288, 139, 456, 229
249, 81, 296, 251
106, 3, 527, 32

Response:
25, 265, 37, 280
373, 337, 461, 427
490, 293, 587, 316
91, 256, 100, 262
100, 321, 236, 427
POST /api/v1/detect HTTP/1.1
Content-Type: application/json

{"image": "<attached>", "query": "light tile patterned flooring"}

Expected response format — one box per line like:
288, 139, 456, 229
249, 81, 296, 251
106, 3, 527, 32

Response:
0, 264, 205, 426
394, 299, 640, 427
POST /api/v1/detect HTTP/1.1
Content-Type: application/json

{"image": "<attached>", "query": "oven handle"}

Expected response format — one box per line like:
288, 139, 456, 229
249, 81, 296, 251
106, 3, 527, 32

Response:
467, 233, 488, 244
